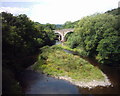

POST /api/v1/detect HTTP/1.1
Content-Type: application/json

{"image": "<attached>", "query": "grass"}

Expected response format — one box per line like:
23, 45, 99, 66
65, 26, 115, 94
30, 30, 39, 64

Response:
32, 45, 105, 82
58, 44, 89, 56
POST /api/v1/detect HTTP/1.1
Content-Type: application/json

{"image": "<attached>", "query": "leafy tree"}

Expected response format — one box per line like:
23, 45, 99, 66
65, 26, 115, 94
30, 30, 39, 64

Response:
106, 8, 120, 16
62, 21, 79, 28
67, 11, 120, 65
34, 22, 56, 45
63, 21, 73, 28
43, 23, 56, 30
2, 12, 56, 94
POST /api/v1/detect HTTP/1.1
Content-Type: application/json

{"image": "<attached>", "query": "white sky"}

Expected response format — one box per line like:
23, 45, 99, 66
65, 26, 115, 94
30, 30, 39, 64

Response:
0, 0, 119, 24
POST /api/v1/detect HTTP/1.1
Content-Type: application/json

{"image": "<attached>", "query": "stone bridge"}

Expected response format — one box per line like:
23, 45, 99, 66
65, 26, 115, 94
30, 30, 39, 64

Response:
54, 28, 74, 41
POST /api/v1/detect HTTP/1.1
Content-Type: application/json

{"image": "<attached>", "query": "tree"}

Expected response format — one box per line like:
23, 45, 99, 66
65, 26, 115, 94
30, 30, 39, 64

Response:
2, 12, 56, 94
62, 21, 75, 28
67, 11, 120, 65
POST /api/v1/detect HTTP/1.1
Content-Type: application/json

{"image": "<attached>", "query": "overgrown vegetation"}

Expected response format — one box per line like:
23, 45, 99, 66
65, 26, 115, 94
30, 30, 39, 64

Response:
66, 8, 120, 65
32, 45, 104, 82
2, 12, 56, 94
58, 44, 88, 56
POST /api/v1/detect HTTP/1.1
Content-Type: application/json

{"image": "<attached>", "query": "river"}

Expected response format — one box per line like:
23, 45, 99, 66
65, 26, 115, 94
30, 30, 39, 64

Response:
18, 41, 120, 95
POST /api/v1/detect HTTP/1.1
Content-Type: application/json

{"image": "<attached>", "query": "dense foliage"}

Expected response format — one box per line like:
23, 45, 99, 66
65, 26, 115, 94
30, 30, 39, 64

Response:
62, 20, 79, 29
106, 8, 120, 16
67, 9, 120, 65
53, 20, 79, 30
2, 12, 56, 70
2, 12, 56, 94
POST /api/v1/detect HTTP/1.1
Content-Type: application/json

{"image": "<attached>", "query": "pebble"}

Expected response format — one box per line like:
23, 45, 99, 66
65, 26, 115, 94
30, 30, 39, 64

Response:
54, 73, 111, 89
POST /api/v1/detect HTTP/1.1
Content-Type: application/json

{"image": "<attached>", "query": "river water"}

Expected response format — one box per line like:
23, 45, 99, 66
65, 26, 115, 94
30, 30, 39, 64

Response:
18, 41, 120, 95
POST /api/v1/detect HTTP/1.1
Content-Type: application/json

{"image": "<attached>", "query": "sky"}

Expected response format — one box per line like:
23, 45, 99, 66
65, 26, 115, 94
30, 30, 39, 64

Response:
0, 0, 119, 24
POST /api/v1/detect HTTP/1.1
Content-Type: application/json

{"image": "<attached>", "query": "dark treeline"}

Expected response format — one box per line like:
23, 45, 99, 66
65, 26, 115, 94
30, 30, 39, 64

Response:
2, 12, 56, 94
66, 8, 120, 66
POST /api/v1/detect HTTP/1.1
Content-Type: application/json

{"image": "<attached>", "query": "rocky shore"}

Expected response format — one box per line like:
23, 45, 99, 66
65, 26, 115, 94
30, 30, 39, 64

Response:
54, 72, 112, 89
30, 64, 112, 89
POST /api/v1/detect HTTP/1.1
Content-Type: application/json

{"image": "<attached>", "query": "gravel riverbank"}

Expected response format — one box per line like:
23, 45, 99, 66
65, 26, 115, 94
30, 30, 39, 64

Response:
53, 72, 111, 89
29, 66, 112, 89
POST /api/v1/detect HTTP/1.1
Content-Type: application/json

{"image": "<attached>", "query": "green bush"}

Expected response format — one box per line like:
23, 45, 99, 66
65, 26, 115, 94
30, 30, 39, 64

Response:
66, 13, 120, 65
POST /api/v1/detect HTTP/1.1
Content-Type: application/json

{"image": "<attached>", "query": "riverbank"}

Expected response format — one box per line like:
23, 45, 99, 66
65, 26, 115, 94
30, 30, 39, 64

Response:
53, 72, 111, 89
58, 44, 87, 56
31, 45, 111, 88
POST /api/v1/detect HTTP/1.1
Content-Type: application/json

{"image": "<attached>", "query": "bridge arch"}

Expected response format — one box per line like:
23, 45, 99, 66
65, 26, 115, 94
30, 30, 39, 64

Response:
55, 33, 62, 41
54, 29, 74, 42
64, 31, 73, 41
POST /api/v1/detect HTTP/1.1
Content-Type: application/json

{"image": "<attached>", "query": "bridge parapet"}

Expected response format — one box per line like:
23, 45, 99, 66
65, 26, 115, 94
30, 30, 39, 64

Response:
54, 28, 74, 33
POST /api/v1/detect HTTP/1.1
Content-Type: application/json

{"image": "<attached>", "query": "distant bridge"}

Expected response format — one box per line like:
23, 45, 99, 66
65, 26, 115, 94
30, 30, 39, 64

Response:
54, 28, 74, 41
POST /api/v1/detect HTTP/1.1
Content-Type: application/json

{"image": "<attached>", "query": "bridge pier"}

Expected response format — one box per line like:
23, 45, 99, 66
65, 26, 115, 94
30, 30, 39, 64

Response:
61, 35, 65, 42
